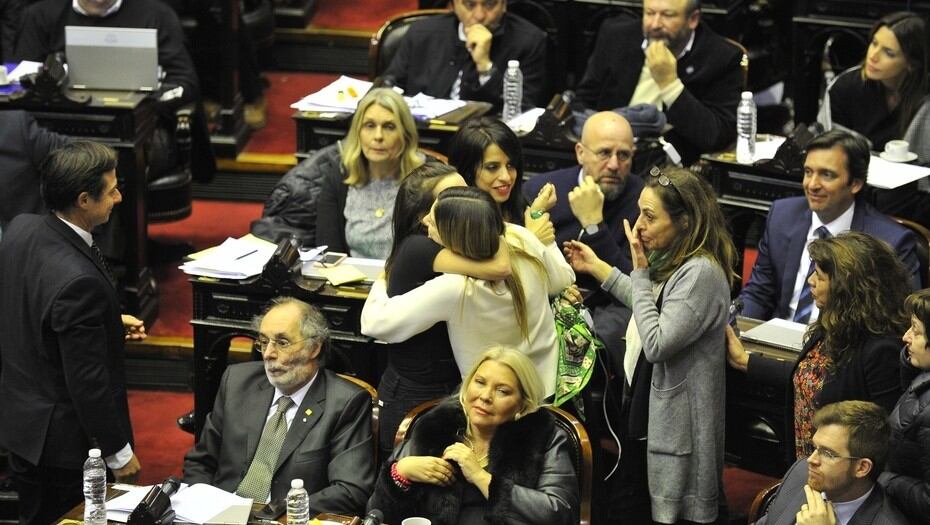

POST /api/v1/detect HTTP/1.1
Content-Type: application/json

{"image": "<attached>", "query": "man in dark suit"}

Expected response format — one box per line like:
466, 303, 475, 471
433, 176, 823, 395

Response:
754, 401, 908, 525
183, 297, 375, 513
0, 141, 145, 525
740, 130, 920, 321
575, 0, 742, 164
382, 0, 547, 112
524, 111, 643, 372
0, 110, 71, 237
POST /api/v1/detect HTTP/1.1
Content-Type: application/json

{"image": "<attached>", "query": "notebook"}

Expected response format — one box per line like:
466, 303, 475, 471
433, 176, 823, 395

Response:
65, 26, 159, 91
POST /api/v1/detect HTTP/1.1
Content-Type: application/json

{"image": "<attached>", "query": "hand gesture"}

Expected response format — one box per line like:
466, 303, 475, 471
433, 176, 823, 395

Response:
725, 325, 749, 372
464, 24, 493, 72
530, 182, 557, 212
121, 314, 147, 341
797, 485, 836, 525
559, 284, 584, 307
568, 176, 604, 228
396, 456, 456, 487
114, 453, 142, 484
622, 219, 648, 270
645, 40, 678, 89
442, 443, 488, 486
563, 240, 611, 282
524, 208, 555, 245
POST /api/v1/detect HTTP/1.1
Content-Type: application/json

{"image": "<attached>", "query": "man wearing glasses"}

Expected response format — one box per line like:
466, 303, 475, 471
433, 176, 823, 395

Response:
754, 400, 908, 525
575, 0, 742, 164
183, 297, 374, 515
381, 0, 547, 112
523, 111, 642, 411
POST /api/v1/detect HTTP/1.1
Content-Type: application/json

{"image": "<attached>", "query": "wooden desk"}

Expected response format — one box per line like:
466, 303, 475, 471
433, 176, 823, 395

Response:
0, 91, 159, 325
57, 484, 357, 523
190, 271, 380, 439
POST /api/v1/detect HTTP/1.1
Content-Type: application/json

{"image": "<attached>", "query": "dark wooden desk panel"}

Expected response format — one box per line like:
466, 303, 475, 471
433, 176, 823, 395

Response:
0, 91, 159, 325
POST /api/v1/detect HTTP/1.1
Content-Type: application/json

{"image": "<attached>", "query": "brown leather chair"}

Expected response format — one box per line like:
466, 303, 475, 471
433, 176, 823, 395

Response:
725, 37, 750, 90
336, 373, 380, 467
368, 9, 450, 81
747, 480, 782, 523
394, 399, 594, 525
892, 216, 930, 288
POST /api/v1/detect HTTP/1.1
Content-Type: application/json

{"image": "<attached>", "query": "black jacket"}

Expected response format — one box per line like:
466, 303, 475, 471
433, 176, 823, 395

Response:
368, 399, 578, 525
382, 12, 547, 111
575, 18, 742, 164
881, 361, 930, 524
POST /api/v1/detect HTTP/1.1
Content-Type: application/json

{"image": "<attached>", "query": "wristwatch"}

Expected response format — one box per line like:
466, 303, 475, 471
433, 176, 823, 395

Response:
583, 223, 599, 236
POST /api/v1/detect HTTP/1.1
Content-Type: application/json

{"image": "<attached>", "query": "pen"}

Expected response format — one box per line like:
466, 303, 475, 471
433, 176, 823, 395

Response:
236, 249, 258, 260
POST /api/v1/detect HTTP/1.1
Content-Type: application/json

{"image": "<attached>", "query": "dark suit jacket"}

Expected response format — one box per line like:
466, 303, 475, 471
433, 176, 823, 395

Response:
755, 458, 908, 525
739, 196, 920, 321
523, 166, 643, 276
574, 18, 742, 164
183, 364, 375, 513
0, 0, 24, 61
0, 214, 131, 469
0, 111, 71, 230
382, 12, 547, 111
748, 333, 903, 465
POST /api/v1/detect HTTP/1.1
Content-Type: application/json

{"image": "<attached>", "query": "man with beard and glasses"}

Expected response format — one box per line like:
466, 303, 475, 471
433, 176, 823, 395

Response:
183, 297, 374, 515
754, 401, 908, 525
380, 0, 547, 112
575, 0, 742, 164
523, 111, 642, 394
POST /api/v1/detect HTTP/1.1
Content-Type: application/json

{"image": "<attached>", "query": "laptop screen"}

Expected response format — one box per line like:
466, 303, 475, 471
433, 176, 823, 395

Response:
64, 26, 159, 91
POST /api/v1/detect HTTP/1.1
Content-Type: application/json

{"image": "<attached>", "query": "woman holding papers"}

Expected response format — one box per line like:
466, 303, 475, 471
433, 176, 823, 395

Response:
375, 163, 512, 459
882, 288, 930, 524
727, 231, 910, 463
314, 88, 426, 258
564, 166, 735, 525
361, 186, 574, 401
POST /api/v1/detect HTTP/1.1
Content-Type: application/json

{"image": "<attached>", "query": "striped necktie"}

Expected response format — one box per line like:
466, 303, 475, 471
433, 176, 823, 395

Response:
90, 241, 116, 285
236, 396, 294, 502
793, 226, 831, 324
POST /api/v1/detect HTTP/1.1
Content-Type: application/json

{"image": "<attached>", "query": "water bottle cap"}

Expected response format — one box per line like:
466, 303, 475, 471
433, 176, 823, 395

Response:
741, 91, 753, 100
507, 60, 519, 68
88, 448, 101, 458
291, 478, 304, 489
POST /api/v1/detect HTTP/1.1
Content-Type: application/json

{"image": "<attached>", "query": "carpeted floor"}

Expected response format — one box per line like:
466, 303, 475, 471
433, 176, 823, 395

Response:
129, 390, 194, 485
243, 72, 339, 155
311, 0, 420, 31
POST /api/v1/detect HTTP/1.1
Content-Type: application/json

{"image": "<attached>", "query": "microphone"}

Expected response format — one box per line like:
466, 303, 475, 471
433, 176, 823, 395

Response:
160, 476, 182, 497
361, 509, 384, 525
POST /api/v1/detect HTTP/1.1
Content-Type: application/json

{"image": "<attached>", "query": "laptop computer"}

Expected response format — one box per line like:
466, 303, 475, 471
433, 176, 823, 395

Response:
64, 26, 159, 91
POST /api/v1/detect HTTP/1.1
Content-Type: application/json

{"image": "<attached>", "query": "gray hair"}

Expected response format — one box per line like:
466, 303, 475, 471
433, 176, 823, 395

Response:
252, 297, 331, 365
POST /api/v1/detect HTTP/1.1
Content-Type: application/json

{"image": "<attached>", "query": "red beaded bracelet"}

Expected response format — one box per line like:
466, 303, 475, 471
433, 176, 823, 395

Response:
390, 462, 411, 491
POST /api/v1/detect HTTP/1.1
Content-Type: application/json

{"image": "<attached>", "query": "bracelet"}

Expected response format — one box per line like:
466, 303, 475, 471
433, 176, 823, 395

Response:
390, 462, 411, 491
530, 209, 544, 220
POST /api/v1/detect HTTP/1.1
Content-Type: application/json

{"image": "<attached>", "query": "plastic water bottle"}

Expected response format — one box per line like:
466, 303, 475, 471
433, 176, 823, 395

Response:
502, 59, 523, 122
286, 478, 309, 525
83, 448, 107, 525
736, 91, 757, 164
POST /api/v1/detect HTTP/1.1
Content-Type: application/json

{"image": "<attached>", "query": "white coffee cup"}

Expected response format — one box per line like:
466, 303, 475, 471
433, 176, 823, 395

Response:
402, 518, 431, 525
884, 139, 911, 161
0, 65, 8, 85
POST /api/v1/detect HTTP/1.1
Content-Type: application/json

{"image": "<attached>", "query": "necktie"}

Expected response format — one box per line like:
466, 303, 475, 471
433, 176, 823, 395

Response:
793, 226, 831, 323
90, 241, 116, 285
236, 396, 294, 501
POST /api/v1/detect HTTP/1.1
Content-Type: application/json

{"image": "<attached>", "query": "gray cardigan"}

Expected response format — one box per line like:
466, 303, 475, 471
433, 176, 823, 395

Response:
601, 256, 729, 524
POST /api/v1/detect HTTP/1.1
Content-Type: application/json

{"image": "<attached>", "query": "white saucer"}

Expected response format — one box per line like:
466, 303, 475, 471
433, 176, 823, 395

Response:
879, 151, 918, 163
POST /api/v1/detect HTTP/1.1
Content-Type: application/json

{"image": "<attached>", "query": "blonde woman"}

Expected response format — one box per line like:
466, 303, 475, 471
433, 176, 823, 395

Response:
315, 87, 426, 258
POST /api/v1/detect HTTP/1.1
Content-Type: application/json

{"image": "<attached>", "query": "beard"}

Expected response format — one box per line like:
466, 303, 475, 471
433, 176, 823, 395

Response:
645, 27, 692, 54
264, 351, 315, 393
598, 174, 628, 201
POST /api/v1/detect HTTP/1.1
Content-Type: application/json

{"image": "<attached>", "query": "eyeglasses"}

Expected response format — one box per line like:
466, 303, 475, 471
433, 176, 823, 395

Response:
253, 336, 310, 354
648, 166, 675, 187
811, 446, 862, 462
580, 143, 634, 163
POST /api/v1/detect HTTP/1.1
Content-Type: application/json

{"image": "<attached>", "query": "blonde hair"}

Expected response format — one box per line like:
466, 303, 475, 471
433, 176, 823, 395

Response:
341, 88, 422, 186
458, 346, 544, 420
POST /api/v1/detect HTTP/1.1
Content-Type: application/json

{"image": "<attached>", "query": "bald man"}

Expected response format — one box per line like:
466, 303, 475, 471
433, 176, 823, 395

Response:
524, 111, 643, 372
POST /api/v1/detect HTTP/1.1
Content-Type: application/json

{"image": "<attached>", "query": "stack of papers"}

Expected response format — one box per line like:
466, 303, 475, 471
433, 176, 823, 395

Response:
290, 76, 466, 120
106, 483, 252, 524
867, 155, 930, 189
180, 236, 277, 279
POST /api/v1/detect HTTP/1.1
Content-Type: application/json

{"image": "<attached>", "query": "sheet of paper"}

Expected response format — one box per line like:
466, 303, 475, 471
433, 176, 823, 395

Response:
317, 264, 369, 286
405, 92, 467, 119
171, 483, 252, 524
506, 107, 545, 134
752, 135, 786, 161
302, 256, 384, 282
9, 60, 42, 82
290, 75, 373, 112
180, 236, 277, 279
867, 155, 930, 189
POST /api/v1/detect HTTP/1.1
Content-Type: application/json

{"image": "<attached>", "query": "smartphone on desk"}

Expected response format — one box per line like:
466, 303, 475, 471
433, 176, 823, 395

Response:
314, 251, 347, 268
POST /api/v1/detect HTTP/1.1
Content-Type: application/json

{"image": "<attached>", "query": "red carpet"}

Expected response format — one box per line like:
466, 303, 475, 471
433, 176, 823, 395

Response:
244, 72, 340, 155
148, 200, 264, 337
311, 0, 420, 31
129, 390, 194, 485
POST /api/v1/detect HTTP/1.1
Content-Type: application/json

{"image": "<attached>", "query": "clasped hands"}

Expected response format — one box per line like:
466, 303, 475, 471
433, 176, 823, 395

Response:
122, 314, 147, 341
395, 442, 489, 488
